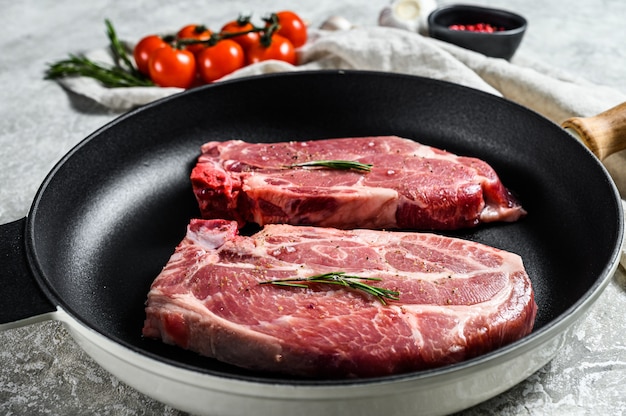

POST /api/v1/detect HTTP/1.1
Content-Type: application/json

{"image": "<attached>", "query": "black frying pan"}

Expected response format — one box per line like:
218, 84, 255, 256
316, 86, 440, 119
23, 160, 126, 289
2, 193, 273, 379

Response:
0, 71, 622, 415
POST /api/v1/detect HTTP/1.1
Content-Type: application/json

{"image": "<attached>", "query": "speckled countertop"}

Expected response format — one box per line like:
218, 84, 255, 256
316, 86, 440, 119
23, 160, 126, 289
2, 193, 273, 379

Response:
1, 1, 625, 415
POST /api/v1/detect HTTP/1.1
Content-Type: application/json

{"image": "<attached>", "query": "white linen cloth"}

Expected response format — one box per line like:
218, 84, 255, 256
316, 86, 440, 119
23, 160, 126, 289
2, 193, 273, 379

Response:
58, 26, 625, 123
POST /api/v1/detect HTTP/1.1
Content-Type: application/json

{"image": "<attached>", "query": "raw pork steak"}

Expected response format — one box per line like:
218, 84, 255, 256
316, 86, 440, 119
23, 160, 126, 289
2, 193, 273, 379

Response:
190, 136, 525, 230
142, 219, 537, 378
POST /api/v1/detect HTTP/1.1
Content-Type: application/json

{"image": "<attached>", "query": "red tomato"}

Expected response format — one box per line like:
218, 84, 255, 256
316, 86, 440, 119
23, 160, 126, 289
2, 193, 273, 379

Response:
196, 39, 245, 83
148, 45, 196, 88
133, 35, 167, 75
247, 34, 296, 65
177, 24, 212, 55
220, 18, 261, 52
274, 11, 307, 48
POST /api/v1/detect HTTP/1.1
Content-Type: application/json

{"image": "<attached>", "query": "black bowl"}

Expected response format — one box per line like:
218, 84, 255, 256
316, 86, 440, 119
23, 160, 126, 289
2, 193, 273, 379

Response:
428, 4, 527, 60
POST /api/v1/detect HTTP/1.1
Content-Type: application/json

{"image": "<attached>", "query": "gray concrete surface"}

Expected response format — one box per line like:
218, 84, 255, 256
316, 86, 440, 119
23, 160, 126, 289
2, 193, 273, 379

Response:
1, 1, 625, 415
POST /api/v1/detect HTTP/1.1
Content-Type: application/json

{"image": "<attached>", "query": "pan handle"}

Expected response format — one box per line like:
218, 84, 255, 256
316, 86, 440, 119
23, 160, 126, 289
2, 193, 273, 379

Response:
562, 101, 626, 161
0, 217, 56, 330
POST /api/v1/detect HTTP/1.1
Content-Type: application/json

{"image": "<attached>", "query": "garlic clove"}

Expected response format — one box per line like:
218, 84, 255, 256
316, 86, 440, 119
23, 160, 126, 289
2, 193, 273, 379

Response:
319, 15, 354, 31
378, 0, 437, 33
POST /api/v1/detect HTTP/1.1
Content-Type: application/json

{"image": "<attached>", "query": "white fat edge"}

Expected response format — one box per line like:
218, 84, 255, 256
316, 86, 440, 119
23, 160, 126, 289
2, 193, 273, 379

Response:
242, 177, 398, 197
152, 291, 284, 355
267, 314, 298, 327
480, 199, 527, 223
241, 172, 374, 190
199, 141, 224, 154
316, 186, 398, 228
187, 230, 230, 250
243, 178, 400, 228
408, 143, 462, 161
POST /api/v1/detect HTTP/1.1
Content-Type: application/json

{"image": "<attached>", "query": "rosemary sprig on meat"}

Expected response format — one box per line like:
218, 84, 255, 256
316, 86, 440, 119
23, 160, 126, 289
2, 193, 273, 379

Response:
284, 160, 373, 172
259, 272, 400, 305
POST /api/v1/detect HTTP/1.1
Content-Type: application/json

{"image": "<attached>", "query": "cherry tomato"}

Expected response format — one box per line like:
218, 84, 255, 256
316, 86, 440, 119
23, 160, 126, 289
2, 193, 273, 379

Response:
274, 11, 307, 48
221, 18, 261, 52
133, 35, 167, 75
197, 39, 245, 83
148, 45, 196, 88
177, 24, 212, 55
247, 34, 296, 65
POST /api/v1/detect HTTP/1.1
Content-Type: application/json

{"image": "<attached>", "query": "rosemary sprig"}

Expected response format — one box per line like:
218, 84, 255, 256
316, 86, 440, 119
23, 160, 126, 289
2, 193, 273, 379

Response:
105, 18, 139, 77
45, 55, 153, 87
259, 272, 400, 305
45, 20, 153, 88
284, 160, 373, 172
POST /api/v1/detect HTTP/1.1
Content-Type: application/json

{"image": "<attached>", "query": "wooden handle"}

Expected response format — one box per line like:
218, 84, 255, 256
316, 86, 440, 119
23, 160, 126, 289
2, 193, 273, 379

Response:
561, 102, 626, 160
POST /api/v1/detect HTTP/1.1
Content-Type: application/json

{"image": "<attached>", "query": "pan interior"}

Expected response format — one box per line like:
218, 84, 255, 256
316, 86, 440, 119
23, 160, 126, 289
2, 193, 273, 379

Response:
28, 71, 622, 384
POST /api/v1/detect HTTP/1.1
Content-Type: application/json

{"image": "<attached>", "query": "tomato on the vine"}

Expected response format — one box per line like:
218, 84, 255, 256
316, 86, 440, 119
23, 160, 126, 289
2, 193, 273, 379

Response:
247, 34, 297, 65
148, 45, 196, 88
196, 39, 245, 83
177, 24, 212, 55
274, 11, 307, 48
221, 18, 261, 52
132, 11, 307, 89
133, 35, 167, 75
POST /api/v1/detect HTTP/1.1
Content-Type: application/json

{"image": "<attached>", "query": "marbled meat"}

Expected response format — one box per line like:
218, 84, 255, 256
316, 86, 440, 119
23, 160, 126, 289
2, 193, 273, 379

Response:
142, 219, 537, 378
190, 136, 526, 230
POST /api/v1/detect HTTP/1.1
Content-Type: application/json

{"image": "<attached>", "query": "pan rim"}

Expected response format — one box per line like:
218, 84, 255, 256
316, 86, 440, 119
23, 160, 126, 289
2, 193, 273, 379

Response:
23, 69, 625, 387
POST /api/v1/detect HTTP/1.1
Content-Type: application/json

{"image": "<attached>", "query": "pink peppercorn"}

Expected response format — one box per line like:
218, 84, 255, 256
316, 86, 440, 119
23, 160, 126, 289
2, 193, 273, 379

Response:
448, 23, 505, 32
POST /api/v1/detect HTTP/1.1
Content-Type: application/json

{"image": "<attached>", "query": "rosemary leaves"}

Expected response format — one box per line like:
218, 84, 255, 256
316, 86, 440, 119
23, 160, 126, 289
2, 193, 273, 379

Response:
259, 271, 399, 305
45, 19, 153, 88
284, 160, 373, 172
